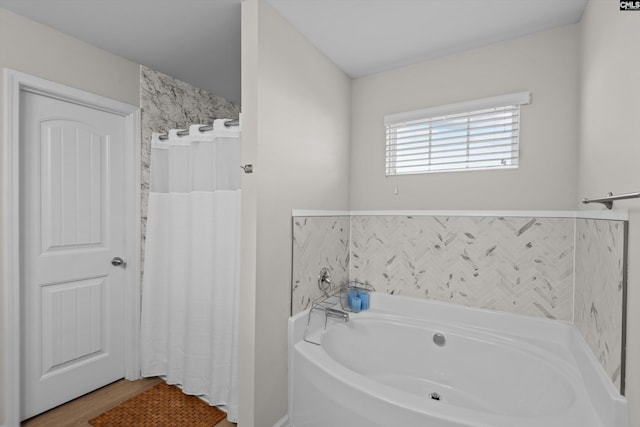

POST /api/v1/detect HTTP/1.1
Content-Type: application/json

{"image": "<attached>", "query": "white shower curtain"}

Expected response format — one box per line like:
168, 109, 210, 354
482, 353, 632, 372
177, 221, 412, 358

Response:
141, 119, 240, 421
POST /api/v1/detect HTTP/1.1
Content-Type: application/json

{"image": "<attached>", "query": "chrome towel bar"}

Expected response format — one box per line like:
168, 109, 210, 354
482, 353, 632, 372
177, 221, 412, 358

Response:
582, 191, 640, 209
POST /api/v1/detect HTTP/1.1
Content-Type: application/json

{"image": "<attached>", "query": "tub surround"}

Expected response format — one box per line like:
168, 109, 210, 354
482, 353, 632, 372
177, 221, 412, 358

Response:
291, 216, 350, 312
291, 210, 627, 393
574, 219, 627, 391
293, 213, 580, 319
350, 215, 573, 320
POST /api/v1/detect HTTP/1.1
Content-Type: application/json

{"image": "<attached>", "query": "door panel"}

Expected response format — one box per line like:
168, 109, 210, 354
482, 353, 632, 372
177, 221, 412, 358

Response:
40, 276, 106, 376
20, 91, 126, 420
40, 120, 106, 252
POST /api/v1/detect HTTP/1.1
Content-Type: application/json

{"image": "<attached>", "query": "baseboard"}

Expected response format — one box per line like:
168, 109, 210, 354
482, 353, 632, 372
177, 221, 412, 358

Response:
273, 414, 289, 427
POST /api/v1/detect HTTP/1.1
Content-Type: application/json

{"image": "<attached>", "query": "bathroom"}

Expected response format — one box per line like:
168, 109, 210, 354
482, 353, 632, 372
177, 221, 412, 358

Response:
1, 0, 639, 426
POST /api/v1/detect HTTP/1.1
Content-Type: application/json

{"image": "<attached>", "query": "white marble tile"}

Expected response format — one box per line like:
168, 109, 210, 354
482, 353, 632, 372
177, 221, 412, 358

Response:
574, 219, 626, 391
291, 216, 350, 314
349, 216, 574, 320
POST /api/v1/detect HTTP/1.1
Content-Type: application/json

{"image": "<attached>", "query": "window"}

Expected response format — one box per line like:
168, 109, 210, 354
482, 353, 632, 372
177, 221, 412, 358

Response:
385, 91, 530, 176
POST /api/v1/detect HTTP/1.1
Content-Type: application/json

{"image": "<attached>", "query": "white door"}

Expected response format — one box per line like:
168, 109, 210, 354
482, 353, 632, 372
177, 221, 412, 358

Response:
20, 90, 127, 420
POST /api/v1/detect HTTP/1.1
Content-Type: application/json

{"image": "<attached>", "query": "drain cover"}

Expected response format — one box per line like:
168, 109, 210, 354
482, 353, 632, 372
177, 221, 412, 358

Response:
433, 332, 446, 346
430, 392, 442, 401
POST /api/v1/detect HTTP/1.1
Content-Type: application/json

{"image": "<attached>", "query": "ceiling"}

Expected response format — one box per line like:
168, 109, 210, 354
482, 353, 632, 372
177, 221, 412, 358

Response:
267, 0, 588, 78
0, 0, 588, 105
0, 0, 242, 103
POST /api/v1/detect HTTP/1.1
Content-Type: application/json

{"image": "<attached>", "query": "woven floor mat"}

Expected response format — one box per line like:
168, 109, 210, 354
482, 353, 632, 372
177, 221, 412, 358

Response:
89, 382, 227, 426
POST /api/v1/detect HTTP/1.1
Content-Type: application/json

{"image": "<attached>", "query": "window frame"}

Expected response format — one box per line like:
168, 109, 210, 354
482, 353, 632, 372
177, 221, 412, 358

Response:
384, 91, 531, 176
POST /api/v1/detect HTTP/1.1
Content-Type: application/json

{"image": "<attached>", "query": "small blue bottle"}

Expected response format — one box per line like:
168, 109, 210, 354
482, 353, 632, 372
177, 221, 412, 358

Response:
351, 296, 362, 313
358, 291, 370, 310
347, 288, 358, 309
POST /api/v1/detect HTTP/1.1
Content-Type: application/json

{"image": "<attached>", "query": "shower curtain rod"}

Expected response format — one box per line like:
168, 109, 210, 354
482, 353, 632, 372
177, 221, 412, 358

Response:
157, 118, 239, 140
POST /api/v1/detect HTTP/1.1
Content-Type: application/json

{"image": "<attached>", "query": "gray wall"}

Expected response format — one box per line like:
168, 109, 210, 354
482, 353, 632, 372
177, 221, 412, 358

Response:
350, 25, 580, 211
239, 1, 352, 425
0, 8, 140, 425
579, 0, 640, 422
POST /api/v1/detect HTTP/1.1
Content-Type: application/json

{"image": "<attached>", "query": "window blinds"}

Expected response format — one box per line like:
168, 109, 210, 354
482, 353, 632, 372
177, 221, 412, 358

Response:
385, 91, 530, 176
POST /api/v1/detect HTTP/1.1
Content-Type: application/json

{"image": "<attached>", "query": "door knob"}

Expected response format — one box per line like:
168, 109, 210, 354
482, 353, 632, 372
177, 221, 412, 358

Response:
111, 257, 125, 267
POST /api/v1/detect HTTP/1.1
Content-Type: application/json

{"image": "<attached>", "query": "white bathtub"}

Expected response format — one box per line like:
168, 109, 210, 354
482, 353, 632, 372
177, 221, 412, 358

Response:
288, 293, 627, 427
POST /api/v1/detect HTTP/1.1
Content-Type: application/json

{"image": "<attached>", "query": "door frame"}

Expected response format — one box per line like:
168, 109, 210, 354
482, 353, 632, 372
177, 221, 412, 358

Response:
1, 69, 142, 426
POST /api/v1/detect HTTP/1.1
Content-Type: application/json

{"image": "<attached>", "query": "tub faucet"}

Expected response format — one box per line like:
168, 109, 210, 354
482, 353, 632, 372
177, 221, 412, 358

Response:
318, 268, 332, 296
325, 307, 349, 322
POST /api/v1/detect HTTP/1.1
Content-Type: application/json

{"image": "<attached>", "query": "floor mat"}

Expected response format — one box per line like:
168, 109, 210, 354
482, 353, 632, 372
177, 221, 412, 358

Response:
89, 382, 227, 426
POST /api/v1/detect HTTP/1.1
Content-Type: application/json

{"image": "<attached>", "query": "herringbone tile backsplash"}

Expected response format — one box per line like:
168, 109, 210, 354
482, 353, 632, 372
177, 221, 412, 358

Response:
292, 215, 575, 320
349, 216, 574, 320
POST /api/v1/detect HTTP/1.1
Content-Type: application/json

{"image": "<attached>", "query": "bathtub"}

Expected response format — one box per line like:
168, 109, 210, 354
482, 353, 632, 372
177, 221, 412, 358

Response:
288, 293, 627, 427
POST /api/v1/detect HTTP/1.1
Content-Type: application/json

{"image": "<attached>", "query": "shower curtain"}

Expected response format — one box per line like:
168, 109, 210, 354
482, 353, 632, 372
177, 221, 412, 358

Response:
141, 120, 240, 421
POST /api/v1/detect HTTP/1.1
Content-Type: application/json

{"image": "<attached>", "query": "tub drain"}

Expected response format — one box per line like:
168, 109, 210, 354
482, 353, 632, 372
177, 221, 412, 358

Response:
429, 392, 442, 401
433, 332, 446, 347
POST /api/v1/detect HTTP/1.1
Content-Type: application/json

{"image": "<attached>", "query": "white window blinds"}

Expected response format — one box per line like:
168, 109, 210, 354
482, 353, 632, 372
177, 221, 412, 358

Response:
385, 91, 531, 176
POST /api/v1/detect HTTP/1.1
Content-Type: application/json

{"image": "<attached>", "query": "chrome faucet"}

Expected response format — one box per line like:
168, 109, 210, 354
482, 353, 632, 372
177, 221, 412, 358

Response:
325, 307, 349, 322
318, 268, 332, 296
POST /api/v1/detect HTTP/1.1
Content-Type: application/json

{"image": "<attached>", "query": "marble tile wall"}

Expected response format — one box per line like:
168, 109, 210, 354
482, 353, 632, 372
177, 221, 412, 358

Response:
291, 216, 350, 314
350, 215, 574, 320
292, 215, 575, 319
140, 66, 240, 274
574, 219, 626, 391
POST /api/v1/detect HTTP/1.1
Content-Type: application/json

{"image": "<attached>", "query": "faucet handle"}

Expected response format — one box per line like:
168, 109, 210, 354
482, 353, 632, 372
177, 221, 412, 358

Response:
318, 268, 332, 295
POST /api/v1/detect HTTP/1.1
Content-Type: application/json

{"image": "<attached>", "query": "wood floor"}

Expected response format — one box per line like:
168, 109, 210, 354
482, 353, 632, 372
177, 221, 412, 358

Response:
21, 377, 237, 427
